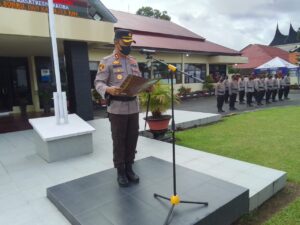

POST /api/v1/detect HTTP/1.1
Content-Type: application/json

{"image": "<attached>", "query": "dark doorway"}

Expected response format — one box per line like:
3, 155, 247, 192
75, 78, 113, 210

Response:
0, 57, 31, 113
0, 58, 13, 112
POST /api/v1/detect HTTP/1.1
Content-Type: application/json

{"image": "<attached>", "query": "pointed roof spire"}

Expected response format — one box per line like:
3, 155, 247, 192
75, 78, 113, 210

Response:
269, 23, 288, 46
284, 23, 298, 44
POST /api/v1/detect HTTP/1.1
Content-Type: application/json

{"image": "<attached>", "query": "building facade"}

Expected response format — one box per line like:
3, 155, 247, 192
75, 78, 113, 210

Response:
0, 0, 246, 119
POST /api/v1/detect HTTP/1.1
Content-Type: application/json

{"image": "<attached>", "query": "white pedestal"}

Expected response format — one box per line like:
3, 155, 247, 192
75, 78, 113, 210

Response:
29, 114, 95, 162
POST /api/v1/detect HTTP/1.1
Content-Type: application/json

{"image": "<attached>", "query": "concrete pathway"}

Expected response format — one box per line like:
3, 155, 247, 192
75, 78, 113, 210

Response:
0, 110, 286, 225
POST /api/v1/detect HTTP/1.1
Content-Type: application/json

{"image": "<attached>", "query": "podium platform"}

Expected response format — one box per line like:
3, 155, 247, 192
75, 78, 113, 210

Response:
47, 157, 249, 225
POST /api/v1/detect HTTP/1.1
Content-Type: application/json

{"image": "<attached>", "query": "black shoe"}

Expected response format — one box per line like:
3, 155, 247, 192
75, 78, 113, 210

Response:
117, 166, 129, 187
126, 163, 139, 183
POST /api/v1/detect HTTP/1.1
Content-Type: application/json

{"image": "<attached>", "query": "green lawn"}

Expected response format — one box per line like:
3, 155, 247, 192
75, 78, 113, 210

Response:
176, 106, 300, 224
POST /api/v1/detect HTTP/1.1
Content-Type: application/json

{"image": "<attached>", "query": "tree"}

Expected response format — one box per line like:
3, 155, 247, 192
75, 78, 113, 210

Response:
136, 6, 171, 21
297, 27, 300, 41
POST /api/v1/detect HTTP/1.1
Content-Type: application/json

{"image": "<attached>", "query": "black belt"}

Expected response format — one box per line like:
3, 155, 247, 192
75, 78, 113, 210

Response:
110, 95, 136, 101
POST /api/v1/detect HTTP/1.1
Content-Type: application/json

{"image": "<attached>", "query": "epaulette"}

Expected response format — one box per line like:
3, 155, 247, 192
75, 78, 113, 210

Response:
102, 53, 114, 61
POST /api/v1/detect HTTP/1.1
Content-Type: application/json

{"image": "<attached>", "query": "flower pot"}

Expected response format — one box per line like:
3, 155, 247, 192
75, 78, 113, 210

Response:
144, 115, 172, 131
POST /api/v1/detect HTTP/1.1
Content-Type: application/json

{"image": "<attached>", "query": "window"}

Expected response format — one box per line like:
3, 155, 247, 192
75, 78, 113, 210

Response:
138, 62, 182, 84
209, 64, 227, 81
184, 64, 206, 83
89, 61, 99, 87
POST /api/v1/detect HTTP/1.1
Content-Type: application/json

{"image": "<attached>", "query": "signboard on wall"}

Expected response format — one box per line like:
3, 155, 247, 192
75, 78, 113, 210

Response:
0, 0, 94, 19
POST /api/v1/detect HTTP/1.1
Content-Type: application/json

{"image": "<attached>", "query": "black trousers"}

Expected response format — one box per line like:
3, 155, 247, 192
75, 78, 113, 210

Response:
217, 95, 225, 111
224, 90, 229, 103
254, 90, 259, 103
278, 88, 284, 100
108, 113, 139, 168
272, 89, 278, 101
239, 90, 245, 102
284, 86, 290, 98
254, 90, 263, 104
229, 93, 237, 109
266, 90, 272, 103
246, 92, 253, 105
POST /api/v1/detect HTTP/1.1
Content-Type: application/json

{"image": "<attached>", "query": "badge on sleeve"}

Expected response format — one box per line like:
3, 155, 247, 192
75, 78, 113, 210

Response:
117, 74, 123, 80
99, 64, 105, 71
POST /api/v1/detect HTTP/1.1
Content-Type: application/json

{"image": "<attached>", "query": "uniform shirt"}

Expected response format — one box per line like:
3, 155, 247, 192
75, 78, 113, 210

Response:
94, 51, 141, 115
266, 78, 274, 91
224, 79, 229, 91
273, 78, 280, 90
279, 78, 285, 89
284, 76, 291, 86
229, 80, 238, 95
259, 79, 266, 91
245, 80, 254, 93
255, 79, 265, 91
238, 79, 245, 91
215, 81, 225, 96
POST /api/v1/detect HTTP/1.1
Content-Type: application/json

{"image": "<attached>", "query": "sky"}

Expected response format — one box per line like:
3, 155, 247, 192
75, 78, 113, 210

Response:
100, 0, 300, 51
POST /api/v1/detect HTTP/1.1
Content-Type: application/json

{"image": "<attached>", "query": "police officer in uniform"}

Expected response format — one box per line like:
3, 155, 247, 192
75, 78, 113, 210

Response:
278, 74, 285, 101
224, 76, 230, 103
272, 74, 279, 102
215, 76, 226, 112
94, 29, 141, 187
266, 75, 273, 104
258, 74, 266, 105
238, 75, 245, 104
245, 74, 255, 107
284, 74, 291, 99
229, 75, 238, 110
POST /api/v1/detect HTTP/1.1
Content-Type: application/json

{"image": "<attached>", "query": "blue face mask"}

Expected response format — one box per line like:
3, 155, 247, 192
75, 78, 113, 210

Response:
120, 45, 131, 55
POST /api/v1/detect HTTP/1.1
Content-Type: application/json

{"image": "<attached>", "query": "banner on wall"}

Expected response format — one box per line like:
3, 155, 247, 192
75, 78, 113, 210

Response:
0, 0, 94, 19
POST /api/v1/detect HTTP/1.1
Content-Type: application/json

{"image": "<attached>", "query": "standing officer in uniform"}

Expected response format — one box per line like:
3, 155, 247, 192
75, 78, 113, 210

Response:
272, 74, 279, 102
215, 75, 226, 113
238, 75, 245, 104
245, 74, 255, 107
229, 75, 238, 110
258, 74, 266, 105
278, 74, 285, 101
284, 74, 291, 99
224, 76, 230, 104
266, 74, 273, 104
94, 29, 141, 187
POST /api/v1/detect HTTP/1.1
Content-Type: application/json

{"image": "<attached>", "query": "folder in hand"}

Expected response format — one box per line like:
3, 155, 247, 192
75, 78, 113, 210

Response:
120, 75, 160, 96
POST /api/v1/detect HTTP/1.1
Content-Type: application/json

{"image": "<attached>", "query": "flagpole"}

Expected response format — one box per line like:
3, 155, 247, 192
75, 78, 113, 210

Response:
47, 0, 68, 124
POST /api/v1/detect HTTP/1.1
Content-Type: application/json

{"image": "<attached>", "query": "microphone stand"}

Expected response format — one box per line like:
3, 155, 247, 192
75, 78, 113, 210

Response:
144, 54, 208, 225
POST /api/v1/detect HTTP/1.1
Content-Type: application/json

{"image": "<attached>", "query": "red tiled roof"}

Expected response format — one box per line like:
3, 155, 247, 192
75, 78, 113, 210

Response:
236, 44, 289, 69
111, 10, 204, 40
110, 10, 240, 55
131, 34, 240, 55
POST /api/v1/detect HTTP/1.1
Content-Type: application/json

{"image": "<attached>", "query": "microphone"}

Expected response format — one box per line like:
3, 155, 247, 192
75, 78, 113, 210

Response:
139, 49, 156, 55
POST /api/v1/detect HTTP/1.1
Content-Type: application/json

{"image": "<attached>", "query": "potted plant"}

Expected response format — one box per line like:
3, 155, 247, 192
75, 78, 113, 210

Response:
177, 85, 191, 98
202, 75, 215, 96
139, 81, 180, 133
39, 83, 53, 114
